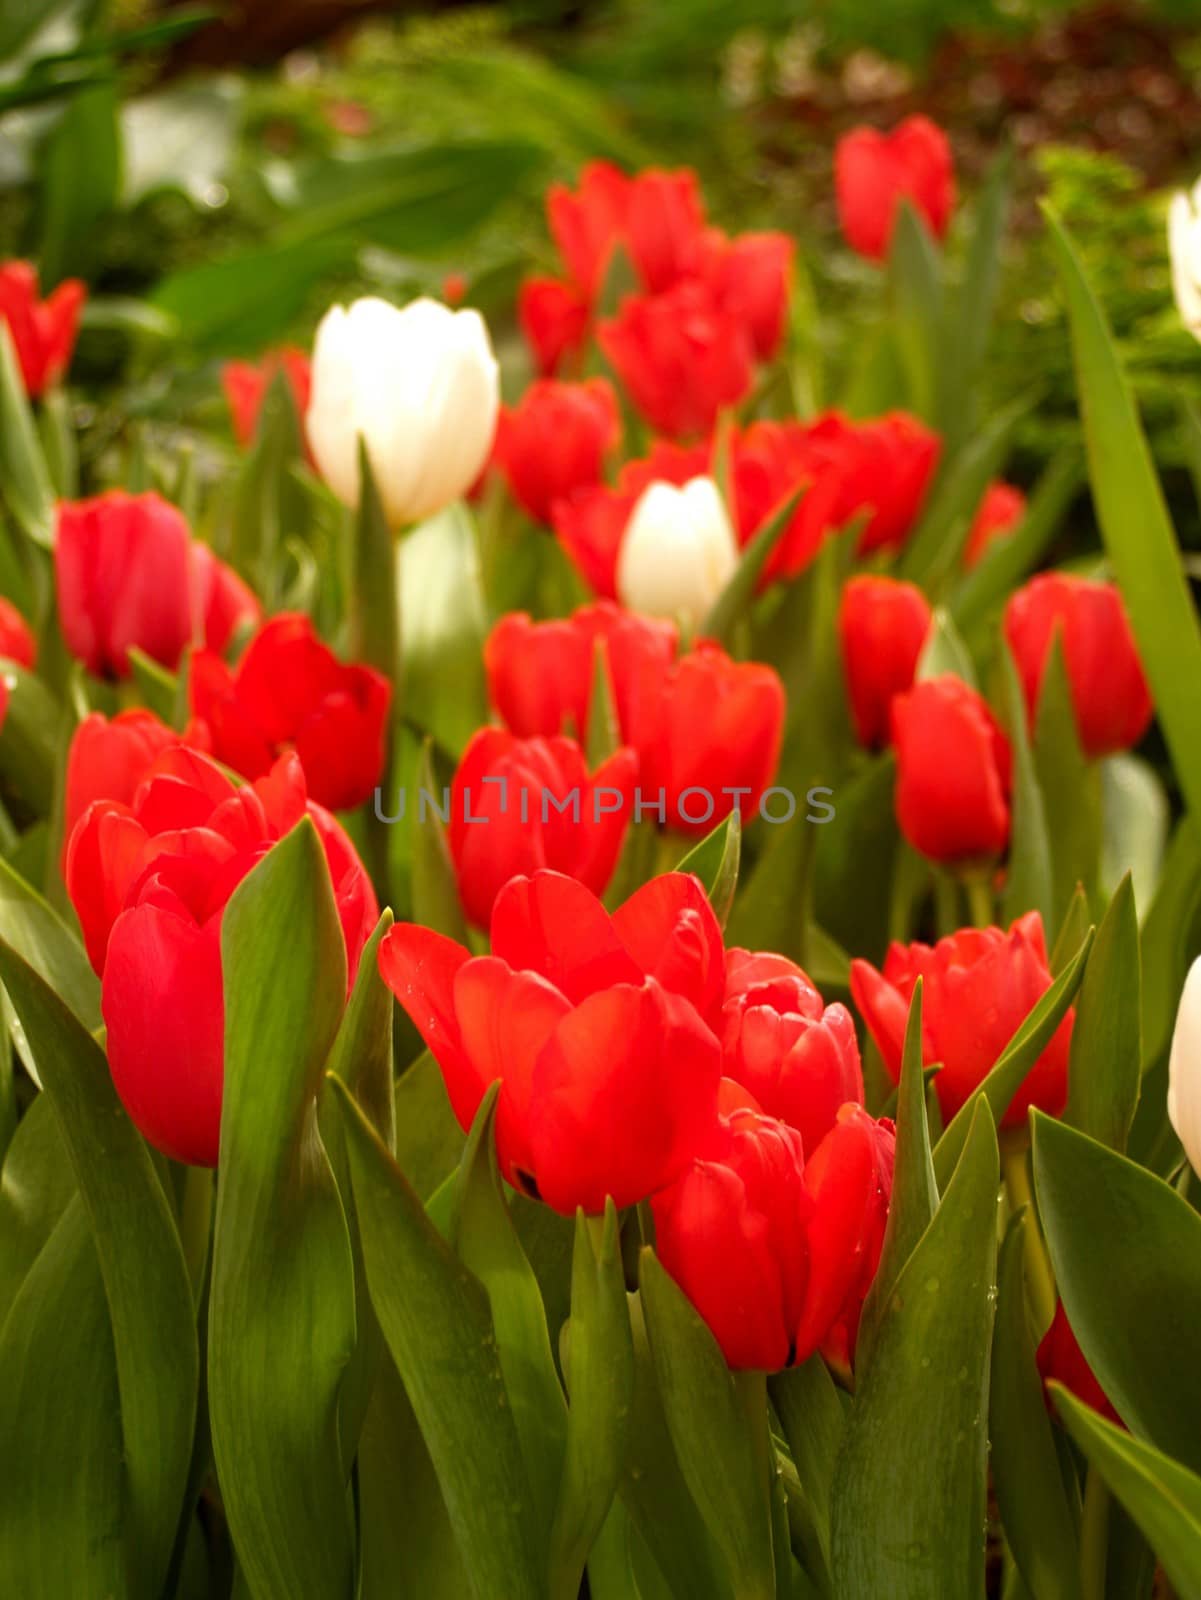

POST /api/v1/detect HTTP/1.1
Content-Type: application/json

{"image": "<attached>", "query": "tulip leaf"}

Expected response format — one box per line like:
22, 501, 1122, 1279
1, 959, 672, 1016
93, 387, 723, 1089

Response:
942, 144, 1012, 454
0, 932, 198, 1598
410, 736, 470, 944
0, 660, 60, 816
352, 438, 400, 685
127, 647, 179, 726
1050, 884, 1091, 977
448, 1085, 566, 1547
812, 751, 898, 966
0, 322, 53, 547
229, 366, 307, 602
932, 926, 1092, 1188
990, 1210, 1083, 1600
210, 818, 357, 1600
1000, 643, 1055, 933
915, 605, 976, 689
640, 1248, 776, 1600
701, 486, 803, 646
1140, 818, 1201, 1067
585, 634, 621, 768
831, 1098, 1000, 1599
1050, 1385, 1201, 1600
0, 1090, 73, 1324
401, 503, 490, 757
328, 1074, 544, 1600
1047, 210, 1201, 827
1100, 754, 1168, 915
393, 1048, 466, 1201
1032, 1114, 1201, 1476
889, 200, 945, 427
1064, 872, 1140, 1151
675, 808, 741, 929
1034, 636, 1102, 927
858, 978, 938, 1371
39, 80, 120, 286
0, 852, 100, 1038
548, 1202, 635, 1600
769, 1356, 844, 1590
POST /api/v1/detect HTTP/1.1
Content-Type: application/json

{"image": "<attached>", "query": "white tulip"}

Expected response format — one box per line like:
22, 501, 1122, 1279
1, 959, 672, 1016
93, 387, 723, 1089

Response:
616, 477, 739, 630
1169, 184, 1201, 343
1170, 955, 1201, 1177
307, 295, 499, 528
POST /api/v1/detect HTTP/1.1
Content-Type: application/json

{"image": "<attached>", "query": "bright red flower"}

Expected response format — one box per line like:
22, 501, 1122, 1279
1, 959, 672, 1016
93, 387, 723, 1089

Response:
222, 346, 312, 454
0, 595, 36, 668
495, 378, 621, 523
839, 575, 933, 750
890, 675, 1012, 863
653, 1099, 894, 1372
963, 481, 1026, 570
54, 492, 260, 680
1037, 1300, 1122, 1427
447, 726, 637, 928
850, 910, 1073, 1128
702, 230, 794, 362
62, 709, 210, 863
65, 746, 377, 1165
379, 869, 725, 1213
0, 261, 85, 398
721, 948, 864, 1156
189, 612, 390, 813
1003, 573, 1152, 758
835, 116, 956, 262
624, 168, 707, 293
518, 277, 591, 378
547, 161, 632, 298
598, 281, 754, 440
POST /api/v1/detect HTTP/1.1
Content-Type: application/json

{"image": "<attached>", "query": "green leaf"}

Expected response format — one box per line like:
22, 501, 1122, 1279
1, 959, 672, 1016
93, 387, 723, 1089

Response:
0, 852, 100, 1039
229, 367, 307, 605
640, 1248, 775, 1600
1100, 755, 1167, 914
674, 808, 741, 928
127, 647, 179, 726
915, 605, 976, 688
1140, 819, 1201, 1067
410, 737, 470, 944
549, 1203, 634, 1600
831, 1099, 1000, 1599
1065, 873, 1140, 1150
990, 1211, 1082, 1600
209, 819, 356, 1600
1051, 1386, 1201, 1600
584, 634, 621, 767
0, 933, 198, 1597
352, 439, 401, 683
889, 200, 945, 426
769, 1356, 844, 1590
812, 752, 898, 966
0, 322, 53, 546
1050, 885, 1091, 977
0, 1089, 72, 1325
329, 1075, 543, 1600
401, 504, 489, 756
38, 80, 120, 285
1034, 636, 1102, 927
1032, 1114, 1201, 1476
1001, 644, 1055, 931
942, 145, 1012, 453
393, 1049, 465, 1201
0, 658, 61, 815
933, 927, 1092, 1188
1047, 209, 1201, 827
701, 487, 803, 646
858, 979, 938, 1370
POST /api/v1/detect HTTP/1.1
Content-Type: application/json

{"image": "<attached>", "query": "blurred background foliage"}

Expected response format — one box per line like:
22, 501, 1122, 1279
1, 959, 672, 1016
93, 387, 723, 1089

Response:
2, 0, 1201, 503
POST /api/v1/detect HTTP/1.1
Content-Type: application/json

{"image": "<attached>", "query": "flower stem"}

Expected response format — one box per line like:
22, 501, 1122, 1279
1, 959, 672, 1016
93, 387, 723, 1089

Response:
1080, 1466, 1110, 1600
965, 873, 994, 929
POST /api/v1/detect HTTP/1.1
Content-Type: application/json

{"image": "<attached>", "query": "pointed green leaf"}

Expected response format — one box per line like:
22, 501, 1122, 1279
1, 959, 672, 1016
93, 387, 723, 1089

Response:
401, 504, 490, 756
1065, 873, 1140, 1150
769, 1356, 844, 1589
1035, 636, 1101, 925
1140, 819, 1201, 1066
889, 200, 945, 426
585, 635, 621, 768
0, 1092, 73, 1323
352, 438, 400, 684
916, 605, 977, 689
0, 660, 60, 815
0, 323, 53, 546
0, 852, 100, 1038
411, 737, 470, 944
1001, 644, 1055, 931
675, 808, 741, 928
127, 647, 180, 727
1100, 754, 1167, 914
1050, 885, 1090, 977
701, 487, 803, 646
942, 145, 1012, 453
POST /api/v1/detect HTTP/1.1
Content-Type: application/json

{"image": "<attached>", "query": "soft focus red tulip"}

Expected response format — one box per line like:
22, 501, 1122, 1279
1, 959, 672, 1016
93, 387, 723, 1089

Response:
624, 168, 707, 293
598, 281, 753, 440
1003, 573, 1152, 758
379, 869, 725, 1213
702, 231, 794, 362
222, 346, 312, 454
190, 612, 390, 812
447, 727, 637, 928
518, 277, 592, 377
653, 1099, 894, 1372
890, 675, 1012, 863
66, 746, 377, 1165
850, 910, 1073, 1128
1037, 1300, 1122, 1427
721, 947, 864, 1156
0, 595, 36, 668
55, 492, 260, 679
963, 481, 1026, 570
495, 378, 621, 523
835, 116, 956, 262
0, 261, 85, 397
547, 161, 631, 298
63, 709, 209, 862
839, 575, 933, 750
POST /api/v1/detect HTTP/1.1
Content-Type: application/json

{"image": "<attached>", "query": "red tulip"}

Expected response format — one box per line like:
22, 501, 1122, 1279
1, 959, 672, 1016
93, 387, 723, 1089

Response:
839, 575, 933, 750
189, 612, 390, 812
598, 281, 753, 440
518, 277, 591, 377
850, 910, 1073, 1128
721, 947, 864, 1156
1037, 1300, 1122, 1427
55, 492, 260, 680
0, 595, 36, 668
447, 727, 637, 928
485, 601, 678, 744
547, 161, 631, 299
495, 378, 621, 523
835, 116, 956, 262
0, 261, 85, 397
63, 709, 210, 862
222, 346, 312, 453
653, 1099, 894, 1372
702, 229, 794, 362
890, 675, 1011, 863
624, 168, 707, 294
379, 869, 724, 1213
66, 745, 377, 1165
964, 481, 1025, 570
1003, 573, 1152, 758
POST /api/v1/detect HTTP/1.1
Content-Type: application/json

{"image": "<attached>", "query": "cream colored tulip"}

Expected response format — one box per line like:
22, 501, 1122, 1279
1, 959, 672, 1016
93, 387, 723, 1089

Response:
307, 295, 498, 528
1169, 184, 1201, 343
1169, 955, 1201, 1177
616, 477, 738, 630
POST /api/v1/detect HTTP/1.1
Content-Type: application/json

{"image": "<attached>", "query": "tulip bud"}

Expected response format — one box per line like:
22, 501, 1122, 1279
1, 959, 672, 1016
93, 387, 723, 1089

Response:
835, 116, 955, 263
1169, 955, 1201, 1178
964, 480, 1025, 570
0, 260, 85, 397
616, 477, 738, 629
307, 295, 499, 528
1170, 183, 1201, 342
890, 674, 1012, 864
838, 574, 932, 750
